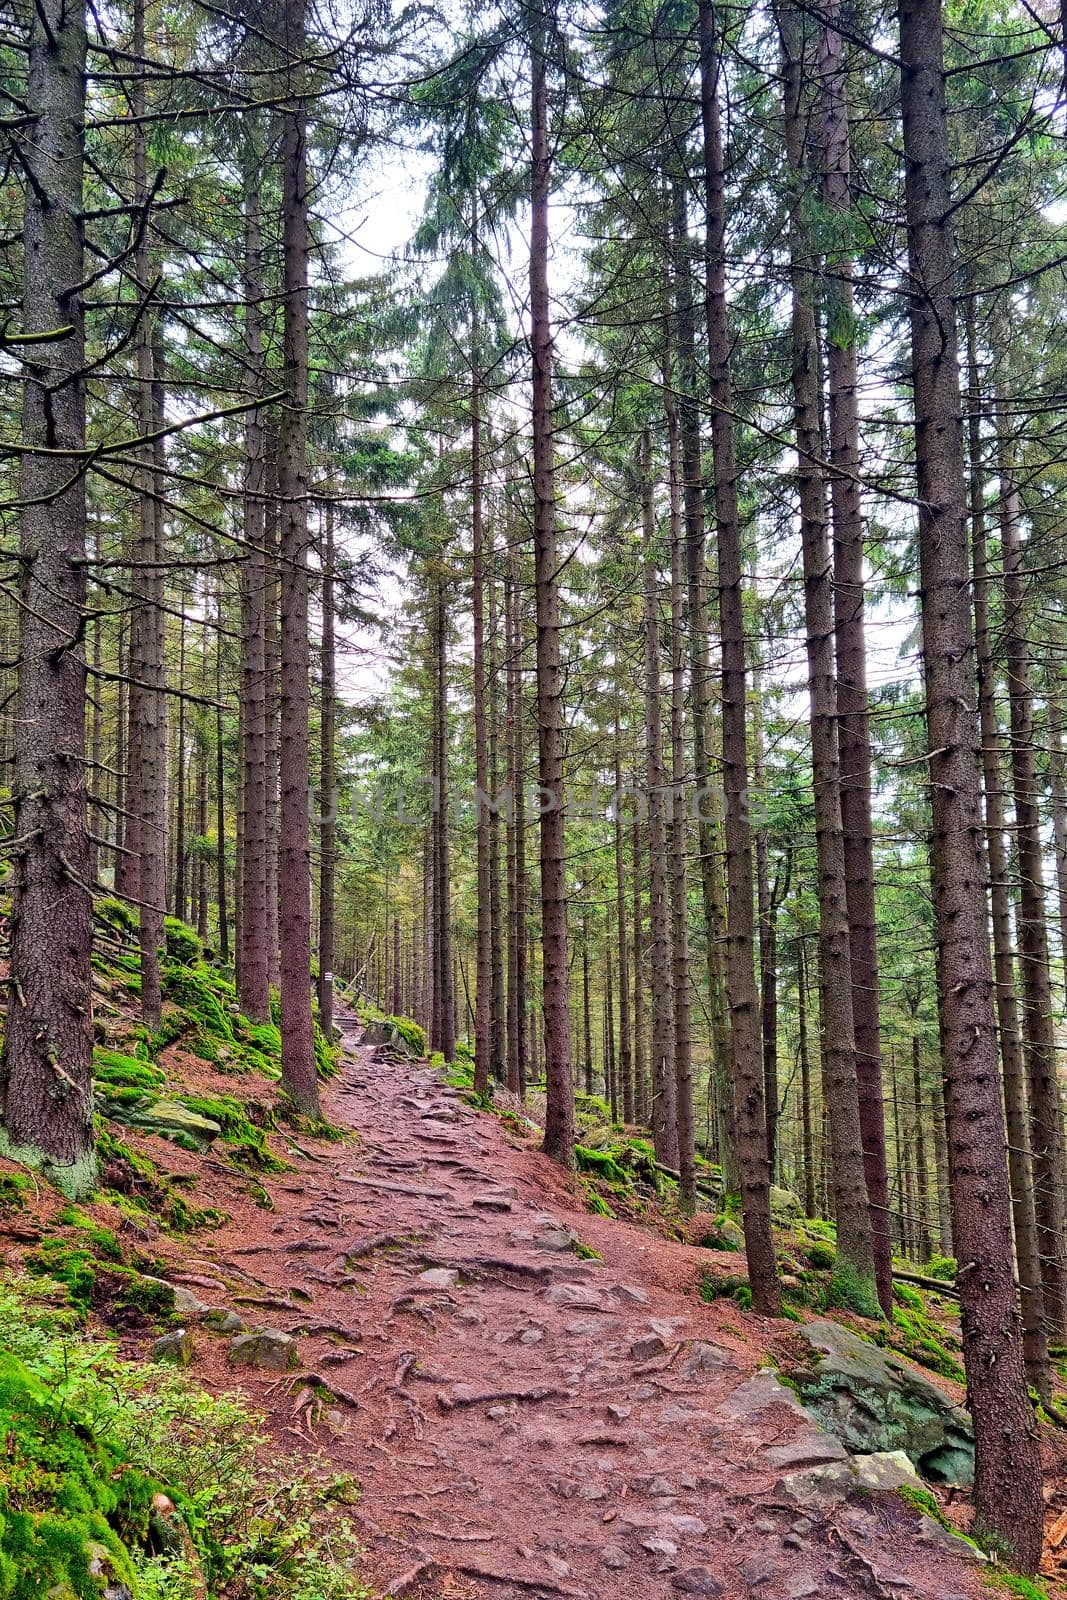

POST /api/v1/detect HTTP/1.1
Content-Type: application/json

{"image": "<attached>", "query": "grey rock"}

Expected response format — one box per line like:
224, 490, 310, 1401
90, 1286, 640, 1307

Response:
718, 1218, 745, 1250
602, 1545, 630, 1570
544, 1282, 606, 1310
795, 1320, 974, 1484
417, 1266, 459, 1291
202, 1308, 245, 1334
681, 1340, 731, 1376
580, 1483, 608, 1501
472, 1193, 513, 1212
100, 1093, 221, 1152
739, 1553, 780, 1584
660, 1404, 694, 1424
764, 1435, 849, 1470
607, 1403, 632, 1423
228, 1329, 296, 1372
783, 1578, 820, 1599
671, 1568, 723, 1596
610, 1283, 650, 1305
152, 1329, 193, 1366
640, 1534, 678, 1559
781, 1449, 921, 1510
631, 1331, 668, 1361
770, 1185, 804, 1221
717, 1370, 809, 1422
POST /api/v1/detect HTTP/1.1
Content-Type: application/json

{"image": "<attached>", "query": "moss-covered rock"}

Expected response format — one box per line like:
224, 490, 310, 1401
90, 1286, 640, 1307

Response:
97, 1093, 221, 1154
793, 1318, 974, 1485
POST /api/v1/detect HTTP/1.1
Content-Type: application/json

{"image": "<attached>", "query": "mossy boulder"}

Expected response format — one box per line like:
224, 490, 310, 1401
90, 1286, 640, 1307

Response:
794, 1319, 974, 1486
770, 1186, 803, 1221
97, 1093, 221, 1153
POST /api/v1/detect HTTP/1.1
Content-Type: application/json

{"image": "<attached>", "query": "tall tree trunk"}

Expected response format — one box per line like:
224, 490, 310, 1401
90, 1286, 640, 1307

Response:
779, 0, 876, 1314
999, 356, 1067, 1339
433, 577, 455, 1061
488, 544, 506, 1080
215, 582, 228, 962
911, 1031, 931, 1262
612, 684, 634, 1124
317, 493, 336, 1036
641, 430, 678, 1167
505, 540, 528, 1096
471, 333, 492, 1094
530, 10, 574, 1165
581, 910, 593, 1096
0, 0, 95, 1197
264, 433, 281, 989
237, 138, 271, 1018
670, 176, 735, 1188
174, 609, 188, 925
797, 934, 816, 1219
818, 0, 893, 1314
899, 0, 1042, 1561
131, 0, 165, 1027
667, 400, 695, 1211
697, 6, 779, 1308
965, 306, 1047, 1393
1046, 685, 1067, 981
276, 0, 320, 1116
632, 818, 647, 1124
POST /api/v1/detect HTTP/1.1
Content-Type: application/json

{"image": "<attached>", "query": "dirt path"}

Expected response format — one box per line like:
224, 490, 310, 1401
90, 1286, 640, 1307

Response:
162, 1022, 985, 1600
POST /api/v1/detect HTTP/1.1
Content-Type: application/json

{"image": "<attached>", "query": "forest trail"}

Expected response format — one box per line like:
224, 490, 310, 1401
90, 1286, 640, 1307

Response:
174, 1021, 985, 1600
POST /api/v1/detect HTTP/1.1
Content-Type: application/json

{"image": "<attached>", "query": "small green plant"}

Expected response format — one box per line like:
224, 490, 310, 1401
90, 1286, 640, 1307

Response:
925, 1255, 957, 1283
0, 1274, 371, 1599
699, 1272, 752, 1312
805, 1239, 836, 1271
825, 1259, 883, 1319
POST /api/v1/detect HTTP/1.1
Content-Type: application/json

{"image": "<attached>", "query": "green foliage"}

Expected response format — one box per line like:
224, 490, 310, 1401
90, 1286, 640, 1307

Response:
93, 1048, 165, 1092
164, 919, 203, 967
0, 1275, 371, 1600
877, 1302, 964, 1383
95, 897, 138, 939
699, 1272, 752, 1312
0, 1172, 30, 1217
983, 1573, 1048, 1600
176, 1095, 287, 1174
56, 1207, 123, 1262
805, 1240, 837, 1271
925, 1255, 957, 1282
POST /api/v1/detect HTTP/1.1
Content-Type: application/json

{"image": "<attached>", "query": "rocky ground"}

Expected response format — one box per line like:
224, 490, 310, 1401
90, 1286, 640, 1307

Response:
105, 1014, 997, 1600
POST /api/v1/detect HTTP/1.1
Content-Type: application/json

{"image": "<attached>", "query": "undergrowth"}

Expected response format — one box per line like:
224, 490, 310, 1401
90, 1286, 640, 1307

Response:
0, 1274, 370, 1600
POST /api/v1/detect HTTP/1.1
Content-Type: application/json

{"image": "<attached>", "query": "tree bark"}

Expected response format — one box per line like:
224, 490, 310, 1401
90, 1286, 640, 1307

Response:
666, 394, 695, 1211
1, 0, 95, 1197
818, 0, 893, 1314
471, 332, 492, 1094
998, 357, 1067, 1339
899, 0, 1043, 1561
698, 1, 779, 1311
530, 9, 574, 1165
965, 305, 1047, 1393
779, 0, 876, 1313
641, 430, 678, 1168
317, 492, 336, 1037
612, 682, 634, 1124
276, 0, 320, 1116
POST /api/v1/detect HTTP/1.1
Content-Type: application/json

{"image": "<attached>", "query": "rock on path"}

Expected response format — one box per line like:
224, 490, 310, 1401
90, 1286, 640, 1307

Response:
157, 1017, 987, 1600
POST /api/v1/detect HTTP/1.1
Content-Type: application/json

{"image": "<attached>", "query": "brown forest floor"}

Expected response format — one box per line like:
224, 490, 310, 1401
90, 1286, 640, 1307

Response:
3, 1016, 1053, 1599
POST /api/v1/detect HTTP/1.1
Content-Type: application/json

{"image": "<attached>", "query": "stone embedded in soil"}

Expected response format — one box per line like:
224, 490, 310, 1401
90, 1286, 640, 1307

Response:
152, 1329, 194, 1366
602, 1544, 631, 1570
609, 1282, 649, 1305
640, 1533, 678, 1559
739, 1552, 781, 1585
544, 1282, 606, 1310
417, 1267, 459, 1291
471, 1193, 513, 1212
672, 1569, 724, 1596
681, 1340, 731, 1376
202, 1308, 245, 1333
717, 1369, 809, 1422
765, 1436, 849, 1471
630, 1331, 668, 1361
606, 1403, 631, 1423
228, 1328, 297, 1372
